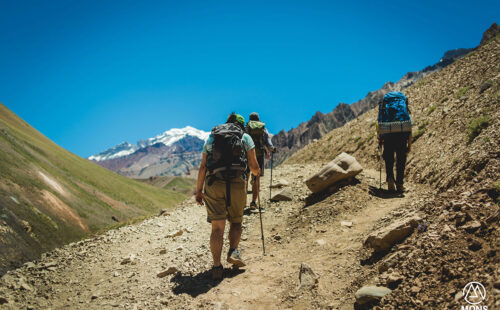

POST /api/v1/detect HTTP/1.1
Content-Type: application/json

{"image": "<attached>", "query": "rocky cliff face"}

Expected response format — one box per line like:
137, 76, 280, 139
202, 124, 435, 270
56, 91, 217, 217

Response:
271, 24, 500, 166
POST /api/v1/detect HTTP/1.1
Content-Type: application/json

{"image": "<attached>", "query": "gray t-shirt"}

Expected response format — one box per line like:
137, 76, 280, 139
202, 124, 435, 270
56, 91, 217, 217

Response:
202, 133, 255, 154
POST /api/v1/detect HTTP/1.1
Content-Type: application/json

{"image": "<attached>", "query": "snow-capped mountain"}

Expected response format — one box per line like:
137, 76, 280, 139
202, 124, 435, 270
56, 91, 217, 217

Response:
89, 126, 210, 162
88, 126, 210, 178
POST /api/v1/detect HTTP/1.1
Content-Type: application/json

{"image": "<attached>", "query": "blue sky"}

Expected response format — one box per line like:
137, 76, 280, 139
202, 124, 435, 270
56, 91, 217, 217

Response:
0, 0, 498, 157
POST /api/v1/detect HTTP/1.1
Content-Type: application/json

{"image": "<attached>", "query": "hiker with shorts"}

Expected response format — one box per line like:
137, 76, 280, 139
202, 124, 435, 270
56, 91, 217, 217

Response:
377, 92, 413, 192
245, 112, 275, 209
195, 113, 261, 280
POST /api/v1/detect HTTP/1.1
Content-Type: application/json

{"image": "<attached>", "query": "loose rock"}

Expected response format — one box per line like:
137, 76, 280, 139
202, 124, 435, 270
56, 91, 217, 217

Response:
305, 152, 363, 193
298, 263, 319, 290
355, 286, 392, 305
157, 267, 179, 278
271, 188, 293, 202
364, 216, 421, 252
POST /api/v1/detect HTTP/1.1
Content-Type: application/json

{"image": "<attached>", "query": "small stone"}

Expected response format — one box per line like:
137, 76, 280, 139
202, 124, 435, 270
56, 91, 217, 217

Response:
159, 249, 167, 255
158, 209, 169, 216
316, 239, 326, 246
462, 220, 481, 233
341, 221, 353, 228
114, 272, 120, 277
167, 229, 183, 238
271, 189, 293, 202
0, 297, 8, 304
270, 179, 289, 188
410, 286, 421, 294
121, 254, 136, 265
298, 263, 319, 290
157, 267, 179, 278
355, 286, 391, 305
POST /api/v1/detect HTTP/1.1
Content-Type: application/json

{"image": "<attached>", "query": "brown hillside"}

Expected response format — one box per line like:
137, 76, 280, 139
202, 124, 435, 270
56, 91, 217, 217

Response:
285, 31, 499, 308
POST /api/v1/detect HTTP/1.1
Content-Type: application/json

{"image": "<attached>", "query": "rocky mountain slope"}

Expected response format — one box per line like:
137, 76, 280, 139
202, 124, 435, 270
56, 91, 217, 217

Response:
0, 26, 498, 310
286, 27, 499, 308
89, 127, 209, 178
271, 23, 499, 166
0, 103, 187, 275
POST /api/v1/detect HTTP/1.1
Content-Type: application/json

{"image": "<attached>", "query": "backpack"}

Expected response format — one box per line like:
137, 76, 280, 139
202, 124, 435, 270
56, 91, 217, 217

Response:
377, 92, 412, 135
246, 121, 266, 157
206, 123, 248, 178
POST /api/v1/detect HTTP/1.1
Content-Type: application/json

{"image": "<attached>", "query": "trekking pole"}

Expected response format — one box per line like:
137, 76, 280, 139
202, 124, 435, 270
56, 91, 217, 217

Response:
257, 176, 266, 256
379, 144, 382, 189
269, 152, 274, 201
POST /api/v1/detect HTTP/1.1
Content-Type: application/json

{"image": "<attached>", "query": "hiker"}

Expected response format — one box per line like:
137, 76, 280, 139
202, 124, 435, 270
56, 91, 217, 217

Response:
245, 112, 275, 209
195, 113, 261, 280
377, 92, 413, 192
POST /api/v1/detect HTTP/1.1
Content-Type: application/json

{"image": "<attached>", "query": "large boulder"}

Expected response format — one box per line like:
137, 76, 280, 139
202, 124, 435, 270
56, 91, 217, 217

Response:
305, 152, 363, 193
364, 216, 421, 252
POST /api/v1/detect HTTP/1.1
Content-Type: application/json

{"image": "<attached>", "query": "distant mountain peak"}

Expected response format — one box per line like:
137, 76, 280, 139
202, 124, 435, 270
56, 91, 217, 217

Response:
89, 126, 209, 162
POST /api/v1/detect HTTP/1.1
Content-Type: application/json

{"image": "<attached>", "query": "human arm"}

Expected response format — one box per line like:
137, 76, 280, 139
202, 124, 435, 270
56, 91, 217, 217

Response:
247, 148, 261, 177
195, 153, 207, 205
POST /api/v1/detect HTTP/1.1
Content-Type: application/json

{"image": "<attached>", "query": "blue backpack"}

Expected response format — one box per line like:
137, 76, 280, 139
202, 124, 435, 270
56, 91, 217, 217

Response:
377, 92, 412, 135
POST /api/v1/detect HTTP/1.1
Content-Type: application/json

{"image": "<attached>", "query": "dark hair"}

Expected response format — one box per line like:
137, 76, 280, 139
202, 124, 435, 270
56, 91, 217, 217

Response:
249, 112, 260, 121
226, 113, 244, 130
226, 112, 237, 124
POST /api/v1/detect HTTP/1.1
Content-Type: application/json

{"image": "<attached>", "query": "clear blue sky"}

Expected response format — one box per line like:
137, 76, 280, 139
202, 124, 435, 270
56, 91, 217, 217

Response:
1, 0, 498, 157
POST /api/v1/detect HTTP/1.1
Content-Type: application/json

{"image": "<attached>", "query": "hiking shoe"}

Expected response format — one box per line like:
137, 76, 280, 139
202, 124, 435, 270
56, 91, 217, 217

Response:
249, 201, 257, 210
227, 249, 246, 267
396, 184, 405, 192
211, 265, 223, 281
387, 179, 396, 192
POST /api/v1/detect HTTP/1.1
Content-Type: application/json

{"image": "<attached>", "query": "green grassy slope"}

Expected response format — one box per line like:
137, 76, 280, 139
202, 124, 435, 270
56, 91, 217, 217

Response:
137, 176, 196, 195
0, 103, 186, 274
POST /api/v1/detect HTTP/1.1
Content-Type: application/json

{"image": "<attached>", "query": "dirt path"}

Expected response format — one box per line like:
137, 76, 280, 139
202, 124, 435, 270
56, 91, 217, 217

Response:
0, 164, 430, 309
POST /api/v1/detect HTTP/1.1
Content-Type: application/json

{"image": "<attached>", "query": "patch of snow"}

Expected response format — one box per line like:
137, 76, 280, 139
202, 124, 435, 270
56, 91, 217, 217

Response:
89, 126, 210, 162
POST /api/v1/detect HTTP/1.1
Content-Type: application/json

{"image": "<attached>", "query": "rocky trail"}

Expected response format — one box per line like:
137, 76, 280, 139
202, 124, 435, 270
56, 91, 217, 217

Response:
0, 163, 433, 309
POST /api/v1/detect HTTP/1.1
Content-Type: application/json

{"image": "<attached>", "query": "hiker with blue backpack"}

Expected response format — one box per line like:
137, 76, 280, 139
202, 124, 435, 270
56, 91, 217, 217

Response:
377, 92, 413, 192
195, 113, 261, 280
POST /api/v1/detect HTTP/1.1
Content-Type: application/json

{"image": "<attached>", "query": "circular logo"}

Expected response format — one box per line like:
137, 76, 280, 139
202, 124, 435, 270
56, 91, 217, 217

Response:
463, 282, 486, 305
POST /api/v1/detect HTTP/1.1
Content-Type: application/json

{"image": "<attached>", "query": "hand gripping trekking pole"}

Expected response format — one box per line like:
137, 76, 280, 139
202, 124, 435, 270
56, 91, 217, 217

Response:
257, 176, 266, 256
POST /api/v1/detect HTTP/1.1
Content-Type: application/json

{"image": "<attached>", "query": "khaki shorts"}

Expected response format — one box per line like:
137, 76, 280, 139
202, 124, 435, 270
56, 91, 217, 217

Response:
204, 177, 246, 223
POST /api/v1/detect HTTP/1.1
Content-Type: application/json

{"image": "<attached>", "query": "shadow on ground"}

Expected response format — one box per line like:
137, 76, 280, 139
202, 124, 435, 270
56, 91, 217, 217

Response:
171, 267, 245, 297
368, 185, 405, 199
304, 178, 361, 208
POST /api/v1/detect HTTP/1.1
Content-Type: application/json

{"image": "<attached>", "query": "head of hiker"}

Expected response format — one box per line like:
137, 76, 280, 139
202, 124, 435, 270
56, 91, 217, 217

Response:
249, 112, 260, 121
245, 111, 275, 209
195, 112, 260, 280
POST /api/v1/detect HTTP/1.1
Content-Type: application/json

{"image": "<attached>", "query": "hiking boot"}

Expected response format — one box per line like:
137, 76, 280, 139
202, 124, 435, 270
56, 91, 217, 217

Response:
387, 179, 396, 192
396, 184, 405, 192
227, 249, 246, 267
249, 201, 257, 210
211, 265, 223, 281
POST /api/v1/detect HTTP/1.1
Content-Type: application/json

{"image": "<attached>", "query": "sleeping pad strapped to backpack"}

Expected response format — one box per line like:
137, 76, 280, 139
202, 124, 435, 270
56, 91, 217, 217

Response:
377, 92, 412, 137
246, 121, 266, 158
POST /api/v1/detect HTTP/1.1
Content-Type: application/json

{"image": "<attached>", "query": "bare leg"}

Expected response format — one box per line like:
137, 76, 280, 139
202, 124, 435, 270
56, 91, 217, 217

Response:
251, 175, 260, 203
210, 220, 226, 266
228, 222, 242, 250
